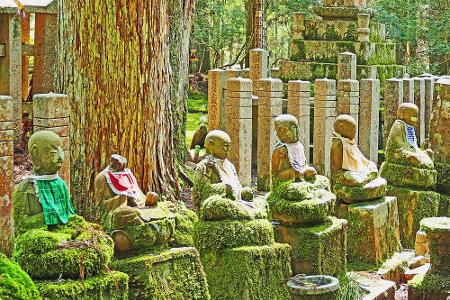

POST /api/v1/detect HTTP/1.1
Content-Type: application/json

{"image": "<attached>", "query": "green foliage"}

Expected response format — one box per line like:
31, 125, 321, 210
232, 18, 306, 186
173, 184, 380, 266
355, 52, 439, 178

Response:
0, 253, 41, 300
337, 272, 364, 300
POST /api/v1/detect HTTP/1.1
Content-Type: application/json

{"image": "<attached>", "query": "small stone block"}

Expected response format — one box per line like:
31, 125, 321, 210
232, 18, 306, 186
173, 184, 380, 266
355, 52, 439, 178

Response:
403, 78, 415, 103
274, 216, 347, 276
315, 79, 336, 95
227, 77, 252, 92
33, 93, 70, 119
0, 141, 13, 156
0, 96, 14, 122
337, 52, 357, 81
288, 80, 310, 92
420, 217, 450, 274
377, 250, 415, 284
337, 197, 401, 263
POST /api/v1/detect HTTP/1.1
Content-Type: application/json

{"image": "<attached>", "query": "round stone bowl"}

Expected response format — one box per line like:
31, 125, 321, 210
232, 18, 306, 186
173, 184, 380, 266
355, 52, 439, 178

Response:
287, 275, 339, 300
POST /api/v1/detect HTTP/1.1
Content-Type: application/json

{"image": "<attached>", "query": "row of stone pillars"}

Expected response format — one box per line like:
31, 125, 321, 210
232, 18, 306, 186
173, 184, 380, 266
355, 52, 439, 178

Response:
0, 93, 69, 254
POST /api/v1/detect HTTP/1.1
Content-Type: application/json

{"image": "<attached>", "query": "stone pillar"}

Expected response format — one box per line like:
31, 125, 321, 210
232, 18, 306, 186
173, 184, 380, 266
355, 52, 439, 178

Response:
226, 78, 253, 186
384, 79, 403, 146
292, 12, 305, 39
360, 78, 380, 163
256, 78, 283, 191
429, 78, 450, 164
423, 77, 435, 138
21, 14, 30, 101
249, 49, 269, 94
357, 13, 370, 43
337, 80, 360, 139
313, 78, 337, 177
287, 80, 311, 162
0, 95, 14, 255
208, 69, 227, 131
0, 14, 22, 141
33, 13, 57, 94
413, 77, 426, 144
337, 52, 357, 81
402, 78, 414, 103
33, 94, 71, 184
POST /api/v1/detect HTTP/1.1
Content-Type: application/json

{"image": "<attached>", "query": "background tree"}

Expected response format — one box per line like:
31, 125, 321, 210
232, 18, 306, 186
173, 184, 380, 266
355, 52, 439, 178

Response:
57, 0, 179, 220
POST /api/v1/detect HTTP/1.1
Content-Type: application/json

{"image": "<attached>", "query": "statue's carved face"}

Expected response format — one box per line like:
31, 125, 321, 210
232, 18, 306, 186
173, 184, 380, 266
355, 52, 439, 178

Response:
276, 122, 299, 144
399, 107, 419, 127
334, 115, 357, 140
29, 132, 64, 175
208, 137, 231, 160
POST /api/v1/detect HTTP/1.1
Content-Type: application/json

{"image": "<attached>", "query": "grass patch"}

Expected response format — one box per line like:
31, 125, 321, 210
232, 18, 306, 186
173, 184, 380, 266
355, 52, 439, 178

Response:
188, 91, 208, 113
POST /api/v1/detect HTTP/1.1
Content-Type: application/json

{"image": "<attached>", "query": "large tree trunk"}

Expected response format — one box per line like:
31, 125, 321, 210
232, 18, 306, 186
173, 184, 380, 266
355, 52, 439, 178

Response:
57, 0, 179, 220
169, 0, 195, 164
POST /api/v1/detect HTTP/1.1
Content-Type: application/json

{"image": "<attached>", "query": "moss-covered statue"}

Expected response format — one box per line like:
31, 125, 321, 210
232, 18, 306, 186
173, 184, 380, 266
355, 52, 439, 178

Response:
268, 114, 335, 225
12, 131, 114, 280
94, 154, 196, 253
331, 114, 387, 203
381, 103, 437, 189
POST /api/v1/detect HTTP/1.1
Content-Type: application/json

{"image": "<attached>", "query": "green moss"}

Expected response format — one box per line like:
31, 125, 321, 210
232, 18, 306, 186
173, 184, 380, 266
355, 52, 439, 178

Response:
201, 243, 291, 300
171, 202, 198, 247
387, 186, 440, 248
290, 38, 305, 61
0, 253, 41, 300
274, 217, 347, 276
435, 162, 450, 194
35, 271, 128, 300
409, 272, 450, 297
380, 162, 437, 189
13, 215, 114, 280
199, 195, 268, 221
112, 248, 210, 300
438, 194, 450, 217
194, 219, 274, 252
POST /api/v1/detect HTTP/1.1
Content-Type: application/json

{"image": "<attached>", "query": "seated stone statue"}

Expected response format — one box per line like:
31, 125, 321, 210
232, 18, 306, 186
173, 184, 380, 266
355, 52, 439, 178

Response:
95, 154, 176, 253
193, 130, 267, 220
385, 103, 434, 169
331, 114, 387, 203
13, 131, 113, 280
268, 115, 335, 225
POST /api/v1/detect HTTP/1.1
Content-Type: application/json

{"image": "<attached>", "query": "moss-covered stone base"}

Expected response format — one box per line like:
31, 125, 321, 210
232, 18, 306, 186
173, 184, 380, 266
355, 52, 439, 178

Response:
380, 162, 437, 189
408, 272, 450, 300
35, 271, 129, 300
112, 247, 210, 300
420, 217, 450, 274
274, 216, 347, 276
337, 197, 401, 263
387, 186, 440, 249
0, 253, 41, 300
201, 243, 291, 300
438, 194, 450, 217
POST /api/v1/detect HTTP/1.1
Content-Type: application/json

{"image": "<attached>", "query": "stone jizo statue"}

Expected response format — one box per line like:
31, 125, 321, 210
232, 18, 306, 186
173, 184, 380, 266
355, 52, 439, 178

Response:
95, 154, 174, 253
385, 103, 434, 169
272, 114, 317, 184
331, 114, 386, 203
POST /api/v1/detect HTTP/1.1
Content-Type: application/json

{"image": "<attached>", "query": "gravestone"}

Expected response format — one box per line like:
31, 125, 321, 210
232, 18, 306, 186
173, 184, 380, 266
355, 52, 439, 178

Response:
359, 78, 380, 163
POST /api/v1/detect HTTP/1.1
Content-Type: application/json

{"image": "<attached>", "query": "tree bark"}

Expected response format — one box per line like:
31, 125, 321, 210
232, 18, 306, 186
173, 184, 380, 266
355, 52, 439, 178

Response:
57, 0, 179, 220
169, 0, 195, 164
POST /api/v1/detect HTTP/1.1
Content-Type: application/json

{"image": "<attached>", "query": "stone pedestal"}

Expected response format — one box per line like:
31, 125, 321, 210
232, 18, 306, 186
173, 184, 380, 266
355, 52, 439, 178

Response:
35, 272, 129, 300
337, 79, 360, 140
256, 78, 283, 191
226, 77, 253, 186
0, 15, 22, 140
287, 80, 311, 162
359, 78, 380, 163
208, 69, 227, 131
33, 13, 57, 94
274, 216, 347, 276
413, 77, 426, 144
313, 78, 337, 177
33, 93, 70, 184
384, 79, 403, 145
337, 197, 401, 263
0, 95, 13, 255
386, 186, 440, 249
112, 247, 210, 300
200, 243, 291, 300
420, 217, 450, 274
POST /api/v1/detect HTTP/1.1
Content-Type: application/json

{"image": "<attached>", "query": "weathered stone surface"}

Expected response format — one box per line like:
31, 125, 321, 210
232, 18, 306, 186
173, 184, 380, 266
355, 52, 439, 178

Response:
337, 196, 401, 263
292, 12, 305, 40
33, 93, 71, 185
112, 247, 210, 300
337, 79, 360, 138
33, 13, 57, 94
408, 272, 450, 300
208, 69, 227, 131
359, 78, 380, 163
337, 52, 357, 80
274, 216, 347, 276
354, 273, 396, 300
323, 0, 367, 7
287, 80, 311, 162
249, 48, 269, 94
0, 95, 13, 255
423, 77, 435, 138
403, 78, 414, 103
386, 186, 440, 249
380, 162, 437, 189
357, 13, 370, 42
420, 217, 450, 274
384, 78, 403, 145
313, 78, 336, 177
413, 77, 426, 144
377, 250, 415, 284
256, 78, 283, 191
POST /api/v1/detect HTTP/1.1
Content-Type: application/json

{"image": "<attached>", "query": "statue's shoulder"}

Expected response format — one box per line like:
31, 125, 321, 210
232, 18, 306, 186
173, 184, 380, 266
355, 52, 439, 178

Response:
273, 143, 287, 157
14, 178, 34, 194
